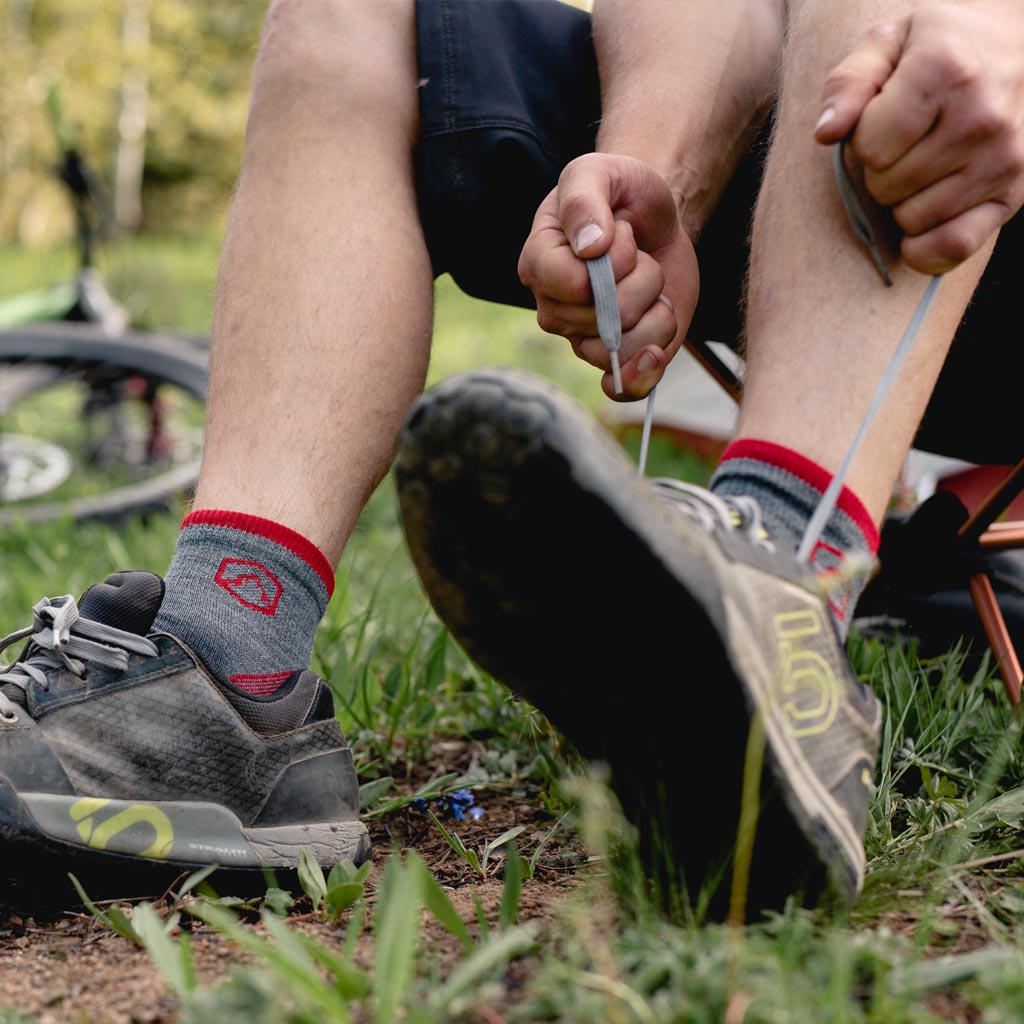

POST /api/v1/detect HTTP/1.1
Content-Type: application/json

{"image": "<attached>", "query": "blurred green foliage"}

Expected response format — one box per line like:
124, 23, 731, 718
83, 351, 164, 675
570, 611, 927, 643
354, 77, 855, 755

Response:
0, 0, 266, 245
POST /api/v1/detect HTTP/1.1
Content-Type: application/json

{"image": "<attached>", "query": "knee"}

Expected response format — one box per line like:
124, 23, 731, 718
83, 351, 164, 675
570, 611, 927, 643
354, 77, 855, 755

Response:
248, 0, 418, 129
785, 1, 910, 74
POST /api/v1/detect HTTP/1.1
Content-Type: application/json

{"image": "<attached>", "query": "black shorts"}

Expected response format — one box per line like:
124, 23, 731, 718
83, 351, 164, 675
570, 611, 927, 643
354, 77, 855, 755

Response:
413, 0, 1024, 464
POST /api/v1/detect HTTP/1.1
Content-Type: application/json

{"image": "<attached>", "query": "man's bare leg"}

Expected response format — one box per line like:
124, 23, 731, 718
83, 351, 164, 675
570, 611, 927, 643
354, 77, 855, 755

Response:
0, 1, 425, 882
737, 0, 994, 524
153, 0, 431, 688
193, 0, 430, 565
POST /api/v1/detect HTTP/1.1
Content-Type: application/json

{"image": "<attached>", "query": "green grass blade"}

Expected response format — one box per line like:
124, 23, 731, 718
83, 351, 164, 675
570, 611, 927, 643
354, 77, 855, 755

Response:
372, 855, 424, 1024
132, 903, 197, 999
298, 848, 327, 910
193, 900, 353, 1021
499, 842, 523, 930
414, 856, 475, 954
429, 924, 539, 1014
67, 873, 143, 947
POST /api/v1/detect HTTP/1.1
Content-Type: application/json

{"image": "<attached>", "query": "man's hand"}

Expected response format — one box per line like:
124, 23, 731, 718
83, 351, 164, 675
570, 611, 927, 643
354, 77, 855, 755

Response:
517, 153, 699, 400
815, 0, 1024, 275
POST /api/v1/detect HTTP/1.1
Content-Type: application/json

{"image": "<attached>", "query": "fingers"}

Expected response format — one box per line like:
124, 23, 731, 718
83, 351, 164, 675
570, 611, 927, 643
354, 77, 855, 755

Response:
516, 152, 698, 400
892, 166, 1008, 239
527, 220, 640, 310
862, 135, 970, 209
570, 292, 676, 375
538, 241, 666, 339
851, 47, 943, 172
817, 6, 1024, 272
816, 18, 910, 144
901, 201, 1008, 274
529, 212, 680, 382
600, 336, 685, 402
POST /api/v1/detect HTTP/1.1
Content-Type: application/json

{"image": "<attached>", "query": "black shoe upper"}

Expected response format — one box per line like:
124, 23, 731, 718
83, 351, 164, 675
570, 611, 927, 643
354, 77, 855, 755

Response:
0, 572, 359, 829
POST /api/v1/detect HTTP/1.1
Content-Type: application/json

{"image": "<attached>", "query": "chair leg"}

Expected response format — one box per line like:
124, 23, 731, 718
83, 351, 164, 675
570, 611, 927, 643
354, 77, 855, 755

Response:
683, 338, 743, 404
968, 572, 1023, 706
978, 522, 1024, 551
949, 458, 1024, 706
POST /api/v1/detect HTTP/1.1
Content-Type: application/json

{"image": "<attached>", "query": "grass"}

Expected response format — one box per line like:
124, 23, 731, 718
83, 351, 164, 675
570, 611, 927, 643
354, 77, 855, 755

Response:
2, 237, 1023, 1021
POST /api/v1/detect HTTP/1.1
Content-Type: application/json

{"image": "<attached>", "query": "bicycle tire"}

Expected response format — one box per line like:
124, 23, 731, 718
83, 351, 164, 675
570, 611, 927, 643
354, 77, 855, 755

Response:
0, 321, 208, 526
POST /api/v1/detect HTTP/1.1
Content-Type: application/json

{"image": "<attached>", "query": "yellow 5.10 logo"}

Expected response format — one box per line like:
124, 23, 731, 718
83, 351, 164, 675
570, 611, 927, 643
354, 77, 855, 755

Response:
69, 797, 174, 860
772, 609, 840, 738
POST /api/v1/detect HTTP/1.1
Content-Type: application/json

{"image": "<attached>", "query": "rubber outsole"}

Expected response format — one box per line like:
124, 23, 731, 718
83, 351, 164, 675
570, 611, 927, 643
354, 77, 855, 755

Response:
0, 775, 371, 910
395, 369, 830, 918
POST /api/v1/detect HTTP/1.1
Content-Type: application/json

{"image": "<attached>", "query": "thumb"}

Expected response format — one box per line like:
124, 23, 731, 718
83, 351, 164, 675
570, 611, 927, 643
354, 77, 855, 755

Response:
557, 157, 620, 258
555, 153, 679, 259
816, 17, 909, 143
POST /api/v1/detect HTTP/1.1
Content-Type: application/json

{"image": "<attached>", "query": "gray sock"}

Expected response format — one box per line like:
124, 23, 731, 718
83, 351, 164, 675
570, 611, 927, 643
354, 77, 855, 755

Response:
709, 440, 879, 638
152, 510, 334, 694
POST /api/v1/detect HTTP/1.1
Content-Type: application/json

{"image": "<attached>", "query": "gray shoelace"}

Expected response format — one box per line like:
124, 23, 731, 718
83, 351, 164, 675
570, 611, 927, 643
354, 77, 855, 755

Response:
587, 253, 660, 475
651, 478, 774, 551
0, 594, 158, 722
796, 144, 944, 563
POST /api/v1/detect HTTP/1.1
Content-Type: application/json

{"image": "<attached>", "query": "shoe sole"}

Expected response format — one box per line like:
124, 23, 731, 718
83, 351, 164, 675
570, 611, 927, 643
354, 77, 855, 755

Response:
0, 775, 370, 905
396, 369, 859, 913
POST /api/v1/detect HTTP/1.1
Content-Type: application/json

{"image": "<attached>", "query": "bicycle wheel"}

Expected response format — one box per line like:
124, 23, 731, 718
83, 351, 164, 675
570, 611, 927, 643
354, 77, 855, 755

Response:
0, 321, 208, 526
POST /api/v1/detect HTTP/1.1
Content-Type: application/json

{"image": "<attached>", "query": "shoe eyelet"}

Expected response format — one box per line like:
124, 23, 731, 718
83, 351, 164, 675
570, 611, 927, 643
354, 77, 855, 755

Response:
0, 711, 19, 724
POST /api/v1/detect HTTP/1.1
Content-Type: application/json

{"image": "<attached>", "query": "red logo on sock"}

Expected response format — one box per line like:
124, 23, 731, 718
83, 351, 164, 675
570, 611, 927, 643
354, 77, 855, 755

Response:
810, 541, 851, 621
215, 558, 283, 616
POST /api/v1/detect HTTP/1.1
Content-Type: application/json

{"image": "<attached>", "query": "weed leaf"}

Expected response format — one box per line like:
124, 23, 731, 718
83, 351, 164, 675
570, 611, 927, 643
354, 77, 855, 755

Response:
358, 776, 395, 809
68, 873, 142, 947
499, 842, 523, 929
415, 857, 475, 954
297, 848, 327, 909
133, 903, 196, 998
324, 883, 364, 921
429, 924, 539, 1014
373, 855, 423, 1024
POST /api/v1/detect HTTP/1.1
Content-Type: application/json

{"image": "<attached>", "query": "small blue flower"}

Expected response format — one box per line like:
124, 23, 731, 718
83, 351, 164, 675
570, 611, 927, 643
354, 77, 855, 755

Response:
410, 797, 427, 815
443, 788, 476, 821
469, 806, 485, 821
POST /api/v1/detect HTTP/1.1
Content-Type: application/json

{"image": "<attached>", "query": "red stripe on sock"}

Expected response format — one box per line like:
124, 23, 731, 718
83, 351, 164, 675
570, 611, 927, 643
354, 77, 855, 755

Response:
182, 510, 335, 597
229, 671, 293, 697
718, 439, 880, 552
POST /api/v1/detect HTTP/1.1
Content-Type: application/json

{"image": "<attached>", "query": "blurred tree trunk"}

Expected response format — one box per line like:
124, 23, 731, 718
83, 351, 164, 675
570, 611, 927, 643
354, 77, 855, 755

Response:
3, 0, 35, 49
2, 0, 36, 242
2, 0, 35, 173
114, 0, 151, 232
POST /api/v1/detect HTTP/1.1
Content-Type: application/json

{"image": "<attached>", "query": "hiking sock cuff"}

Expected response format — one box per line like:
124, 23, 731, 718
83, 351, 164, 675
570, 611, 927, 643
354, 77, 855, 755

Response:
715, 439, 880, 553
181, 510, 335, 602
710, 439, 879, 633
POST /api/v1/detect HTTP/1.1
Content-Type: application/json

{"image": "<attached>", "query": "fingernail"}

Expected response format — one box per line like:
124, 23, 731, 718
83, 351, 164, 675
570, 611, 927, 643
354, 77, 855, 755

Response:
815, 107, 835, 132
658, 294, 674, 311
637, 351, 658, 373
573, 223, 603, 254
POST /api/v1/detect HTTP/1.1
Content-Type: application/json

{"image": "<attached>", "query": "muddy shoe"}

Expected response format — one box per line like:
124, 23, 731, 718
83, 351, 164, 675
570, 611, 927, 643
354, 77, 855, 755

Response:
395, 368, 880, 916
0, 570, 369, 901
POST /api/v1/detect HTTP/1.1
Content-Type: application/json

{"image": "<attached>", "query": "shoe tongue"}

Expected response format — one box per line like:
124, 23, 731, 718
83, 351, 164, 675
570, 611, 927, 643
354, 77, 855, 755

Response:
78, 571, 165, 636
1, 572, 165, 713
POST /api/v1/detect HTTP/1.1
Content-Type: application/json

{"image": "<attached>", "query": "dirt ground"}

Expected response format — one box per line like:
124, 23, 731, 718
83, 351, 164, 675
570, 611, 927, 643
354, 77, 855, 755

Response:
0, 741, 999, 1024
0, 744, 585, 1024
